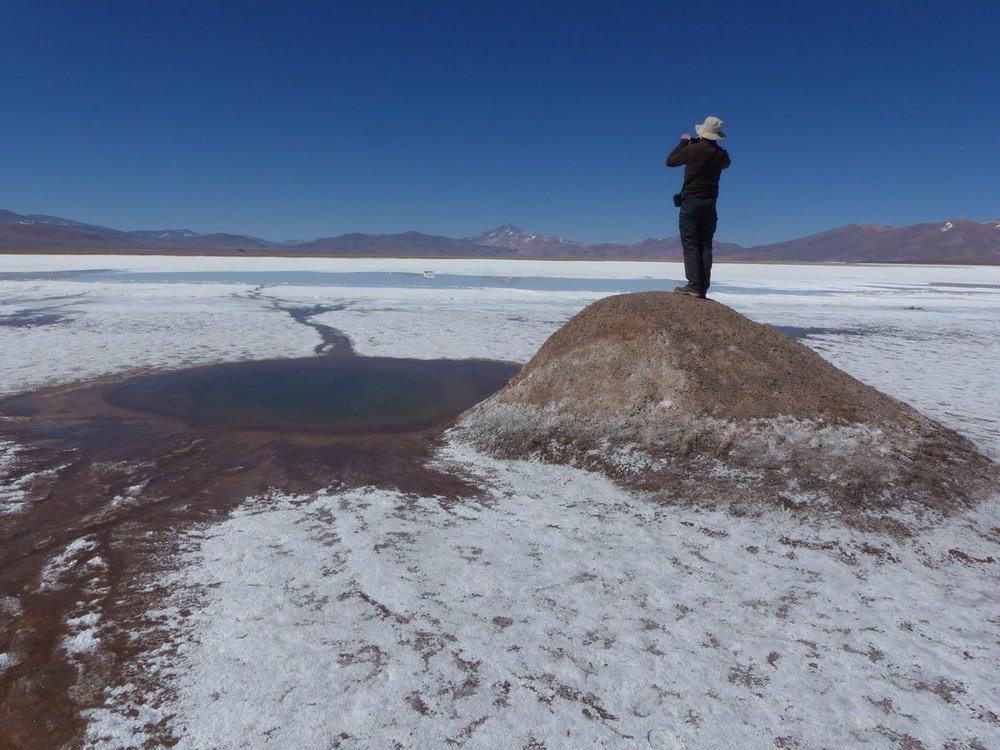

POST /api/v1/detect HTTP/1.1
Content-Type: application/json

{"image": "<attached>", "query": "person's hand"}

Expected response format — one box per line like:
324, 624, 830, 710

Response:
681, 133, 692, 140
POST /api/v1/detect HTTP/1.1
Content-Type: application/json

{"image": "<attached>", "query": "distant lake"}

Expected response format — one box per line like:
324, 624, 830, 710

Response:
70, 269, 830, 295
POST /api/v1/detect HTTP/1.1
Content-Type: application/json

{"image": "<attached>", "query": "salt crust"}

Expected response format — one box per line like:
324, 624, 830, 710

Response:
473, 405, 904, 503
1, 257, 998, 746
0, 281, 320, 396
83, 443, 1000, 748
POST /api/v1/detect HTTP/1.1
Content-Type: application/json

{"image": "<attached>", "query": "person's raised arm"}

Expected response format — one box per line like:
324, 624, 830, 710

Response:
666, 134, 692, 167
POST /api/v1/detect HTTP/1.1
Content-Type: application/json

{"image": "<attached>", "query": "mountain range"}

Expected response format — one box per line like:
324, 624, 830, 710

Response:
1, 209, 998, 264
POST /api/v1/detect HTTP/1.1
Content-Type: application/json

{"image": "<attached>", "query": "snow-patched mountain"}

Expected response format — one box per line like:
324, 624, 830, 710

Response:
0, 210, 142, 250
126, 230, 272, 249
0, 210, 274, 252
126, 229, 206, 242
293, 231, 495, 257
466, 225, 585, 255
466, 225, 746, 260
0, 209, 103, 229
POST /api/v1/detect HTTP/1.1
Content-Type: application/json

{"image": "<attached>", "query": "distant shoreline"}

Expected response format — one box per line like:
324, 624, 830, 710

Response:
1, 248, 996, 266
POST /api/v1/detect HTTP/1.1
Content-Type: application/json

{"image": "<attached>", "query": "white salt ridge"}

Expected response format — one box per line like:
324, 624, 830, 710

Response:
84, 445, 1000, 748
110, 482, 148, 509
0, 462, 65, 518
66, 612, 101, 630
38, 537, 103, 592
0, 440, 30, 517
63, 622, 102, 656
0, 652, 19, 674
1, 440, 76, 519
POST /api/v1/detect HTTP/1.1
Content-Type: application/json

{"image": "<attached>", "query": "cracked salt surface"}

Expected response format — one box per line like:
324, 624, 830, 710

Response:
2, 256, 999, 747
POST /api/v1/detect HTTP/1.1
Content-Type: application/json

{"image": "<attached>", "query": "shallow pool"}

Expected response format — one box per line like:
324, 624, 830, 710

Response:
106, 355, 518, 435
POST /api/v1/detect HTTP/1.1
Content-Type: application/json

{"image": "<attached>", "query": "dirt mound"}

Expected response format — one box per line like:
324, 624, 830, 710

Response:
452, 292, 997, 530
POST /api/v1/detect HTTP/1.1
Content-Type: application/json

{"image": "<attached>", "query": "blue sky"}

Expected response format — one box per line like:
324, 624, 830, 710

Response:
2, 0, 997, 246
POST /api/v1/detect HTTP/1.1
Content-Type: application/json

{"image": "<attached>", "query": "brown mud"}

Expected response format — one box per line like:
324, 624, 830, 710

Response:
0, 354, 517, 748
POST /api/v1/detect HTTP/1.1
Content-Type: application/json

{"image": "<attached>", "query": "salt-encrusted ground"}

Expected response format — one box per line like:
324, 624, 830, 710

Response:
99, 456, 1000, 748
82, 446, 1000, 749
0, 280, 319, 397
1, 256, 999, 748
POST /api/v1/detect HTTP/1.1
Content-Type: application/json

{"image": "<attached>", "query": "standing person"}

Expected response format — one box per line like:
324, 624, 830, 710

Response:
666, 116, 731, 298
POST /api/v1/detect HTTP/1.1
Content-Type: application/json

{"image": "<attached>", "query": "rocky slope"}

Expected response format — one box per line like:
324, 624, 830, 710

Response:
452, 292, 997, 531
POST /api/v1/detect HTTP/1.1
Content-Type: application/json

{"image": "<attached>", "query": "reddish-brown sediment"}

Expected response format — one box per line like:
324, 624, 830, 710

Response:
0, 359, 513, 749
453, 292, 998, 528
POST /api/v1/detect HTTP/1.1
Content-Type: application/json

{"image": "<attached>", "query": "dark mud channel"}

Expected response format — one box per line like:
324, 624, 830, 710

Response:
0, 348, 517, 748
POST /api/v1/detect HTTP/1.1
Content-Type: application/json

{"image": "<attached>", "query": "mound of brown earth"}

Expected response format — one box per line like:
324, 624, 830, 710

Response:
452, 292, 997, 530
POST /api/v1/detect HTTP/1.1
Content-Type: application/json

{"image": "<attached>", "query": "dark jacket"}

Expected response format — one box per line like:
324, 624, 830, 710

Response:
666, 138, 731, 199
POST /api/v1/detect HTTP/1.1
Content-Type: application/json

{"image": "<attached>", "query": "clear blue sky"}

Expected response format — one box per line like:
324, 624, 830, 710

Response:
2, 0, 997, 246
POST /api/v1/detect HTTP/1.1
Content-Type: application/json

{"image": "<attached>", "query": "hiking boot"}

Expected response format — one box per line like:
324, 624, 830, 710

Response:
673, 285, 705, 298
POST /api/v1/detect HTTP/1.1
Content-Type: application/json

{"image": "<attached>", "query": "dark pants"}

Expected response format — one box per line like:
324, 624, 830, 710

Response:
679, 196, 718, 294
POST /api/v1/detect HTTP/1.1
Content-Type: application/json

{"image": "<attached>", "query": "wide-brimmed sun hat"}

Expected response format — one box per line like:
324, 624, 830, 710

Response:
695, 116, 726, 140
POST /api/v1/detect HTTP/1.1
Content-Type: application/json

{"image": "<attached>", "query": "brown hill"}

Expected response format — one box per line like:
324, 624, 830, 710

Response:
452, 292, 997, 531
0, 218, 141, 251
734, 220, 1000, 264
